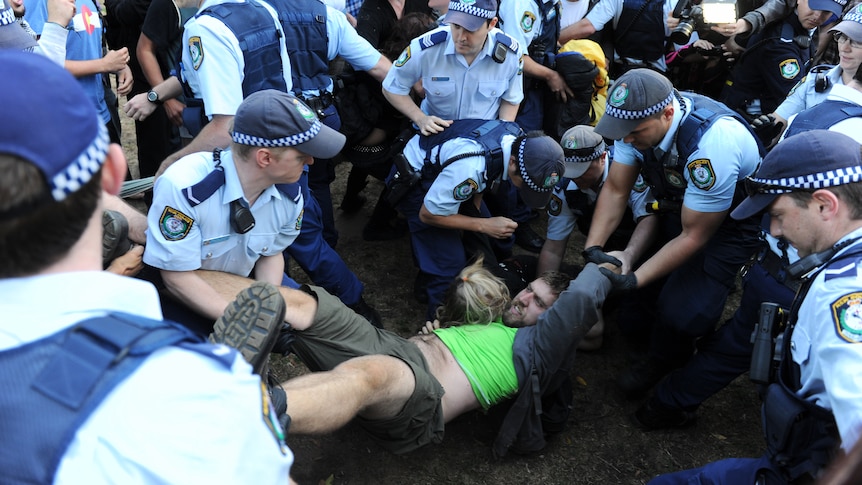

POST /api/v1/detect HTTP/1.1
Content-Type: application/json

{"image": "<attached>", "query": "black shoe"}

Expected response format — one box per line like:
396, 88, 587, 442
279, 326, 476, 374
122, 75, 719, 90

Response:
617, 358, 671, 400
632, 398, 697, 430
349, 297, 383, 328
514, 224, 544, 253
102, 210, 132, 268
339, 193, 367, 214
209, 282, 285, 375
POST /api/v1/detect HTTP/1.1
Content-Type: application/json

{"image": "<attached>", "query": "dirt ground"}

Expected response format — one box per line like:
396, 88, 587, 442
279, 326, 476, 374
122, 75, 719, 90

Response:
121, 116, 764, 485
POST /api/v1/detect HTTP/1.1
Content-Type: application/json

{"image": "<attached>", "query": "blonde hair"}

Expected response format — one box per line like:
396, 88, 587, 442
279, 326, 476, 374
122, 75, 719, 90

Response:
435, 257, 510, 326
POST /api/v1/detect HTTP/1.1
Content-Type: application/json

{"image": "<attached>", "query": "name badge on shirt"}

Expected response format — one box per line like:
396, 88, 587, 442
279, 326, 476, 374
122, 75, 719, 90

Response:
203, 235, 230, 245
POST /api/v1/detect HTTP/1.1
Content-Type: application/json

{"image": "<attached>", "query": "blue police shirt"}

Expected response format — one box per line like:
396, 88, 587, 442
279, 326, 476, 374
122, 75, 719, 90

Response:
144, 150, 303, 277
382, 25, 524, 120
612, 96, 761, 213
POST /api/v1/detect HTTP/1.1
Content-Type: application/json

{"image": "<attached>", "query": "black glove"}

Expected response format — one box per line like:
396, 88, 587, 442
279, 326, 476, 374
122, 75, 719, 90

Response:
582, 246, 622, 267
598, 267, 638, 291
750, 114, 784, 145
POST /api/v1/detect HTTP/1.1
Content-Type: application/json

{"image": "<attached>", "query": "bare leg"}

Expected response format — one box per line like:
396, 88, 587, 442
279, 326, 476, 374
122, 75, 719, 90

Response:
281, 355, 415, 434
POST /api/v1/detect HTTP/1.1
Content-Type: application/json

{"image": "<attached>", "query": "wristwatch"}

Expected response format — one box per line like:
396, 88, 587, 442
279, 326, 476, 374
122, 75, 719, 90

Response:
146, 89, 163, 104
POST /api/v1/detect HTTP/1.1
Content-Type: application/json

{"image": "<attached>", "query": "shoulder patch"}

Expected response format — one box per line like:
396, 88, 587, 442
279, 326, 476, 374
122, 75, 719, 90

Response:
832, 292, 862, 343
779, 59, 800, 80
189, 36, 204, 70
453, 178, 479, 201
419, 30, 449, 50
494, 31, 519, 53
686, 159, 715, 190
260, 381, 290, 454
159, 206, 194, 241
295, 208, 304, 231
548, 194, 562, 216
395, 46, 411, 67
633, 173, 647, 193
520, 11, 536, 32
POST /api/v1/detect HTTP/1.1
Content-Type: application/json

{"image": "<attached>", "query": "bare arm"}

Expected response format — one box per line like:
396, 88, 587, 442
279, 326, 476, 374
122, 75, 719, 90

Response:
537, 237, 568, 274
366, 55, 392, 83
633, 207, 726, 287
65, 48, 129, 77
161, 269, 233, 320
585, 162, 640, 249
605, 214, 658, 274
498, 100, 520, 121
124, 76, 183, 122
559, 18, 596, 44
419, 204, 518, 239
103, 192, 148, 244
157, 114, 233, 176
382, 88, 452, 135
252, 254, 286, 287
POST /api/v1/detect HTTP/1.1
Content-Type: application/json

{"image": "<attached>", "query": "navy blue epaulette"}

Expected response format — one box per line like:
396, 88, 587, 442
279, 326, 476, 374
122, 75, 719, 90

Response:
184, 167, 226, 207
494, 31, 519, 54
419, 29, 449, 50
275, 183, 302, 203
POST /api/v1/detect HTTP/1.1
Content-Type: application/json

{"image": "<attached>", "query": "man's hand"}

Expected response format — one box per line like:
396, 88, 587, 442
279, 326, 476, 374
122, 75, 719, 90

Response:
124, 92, 157, 121
46, 0, 75, 26
106, 244, 144, 276
116, 65, 133, 96
605, 250, 634, 274
582, 245, 623, 266
480, 217, 518, 239
415, 114, 452, 136
598, 266, 637, 291
418, 319, 442, 334
546, 70, 573, 102
102, 48, 130, 73
164, 98, 185, 126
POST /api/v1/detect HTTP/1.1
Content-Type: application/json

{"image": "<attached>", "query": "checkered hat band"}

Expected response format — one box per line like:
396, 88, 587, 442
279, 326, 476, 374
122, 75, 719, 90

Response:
1, 7, 16, 26
518, 139, 552, 194
606, 91, 674, 120
231, 120, 321, 147
565, 146, 604, 164
845, 10, 862, 24
449, 2, 496, 19
753, 166, 862, 193
51, 123, 109, 202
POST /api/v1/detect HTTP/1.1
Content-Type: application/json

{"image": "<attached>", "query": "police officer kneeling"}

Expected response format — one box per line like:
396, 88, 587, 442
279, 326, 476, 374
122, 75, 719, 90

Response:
647, 130, 862, 484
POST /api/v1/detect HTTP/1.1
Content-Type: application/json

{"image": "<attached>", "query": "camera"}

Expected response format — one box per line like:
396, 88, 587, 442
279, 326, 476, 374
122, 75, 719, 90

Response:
670, 0, 704, 45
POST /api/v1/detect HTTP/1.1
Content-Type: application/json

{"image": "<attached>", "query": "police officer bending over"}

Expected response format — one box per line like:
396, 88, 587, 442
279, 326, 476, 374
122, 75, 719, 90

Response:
390, 119, 565, 318
648, 130, 862, 485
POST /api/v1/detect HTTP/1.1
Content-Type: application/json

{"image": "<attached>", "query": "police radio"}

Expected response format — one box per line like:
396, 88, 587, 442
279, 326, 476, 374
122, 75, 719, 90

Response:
750, 302, 787, 385
492, 41, 508, 64
230, 199, 256, 234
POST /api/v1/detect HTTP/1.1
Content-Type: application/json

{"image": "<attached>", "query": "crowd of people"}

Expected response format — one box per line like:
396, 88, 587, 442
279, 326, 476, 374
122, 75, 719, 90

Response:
3, 0, 862, 481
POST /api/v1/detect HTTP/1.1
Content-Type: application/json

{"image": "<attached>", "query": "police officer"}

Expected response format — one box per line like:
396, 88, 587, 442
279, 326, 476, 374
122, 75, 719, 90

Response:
721, 0, 842, 118
267, 0, 392, 247
781, 62, 862, 140
125, 0, 382, 327
764, 6, 862, 136
559, 0, 676, 75
649, 130, 862, 485
586, 69, 764, 398
144, 90, 344, 333
382, 0, 524, 134
391, 120, 565, 318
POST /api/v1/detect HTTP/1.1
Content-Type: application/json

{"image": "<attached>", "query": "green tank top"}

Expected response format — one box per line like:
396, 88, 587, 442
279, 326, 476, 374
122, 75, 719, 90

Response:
433, 320, 518, 409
